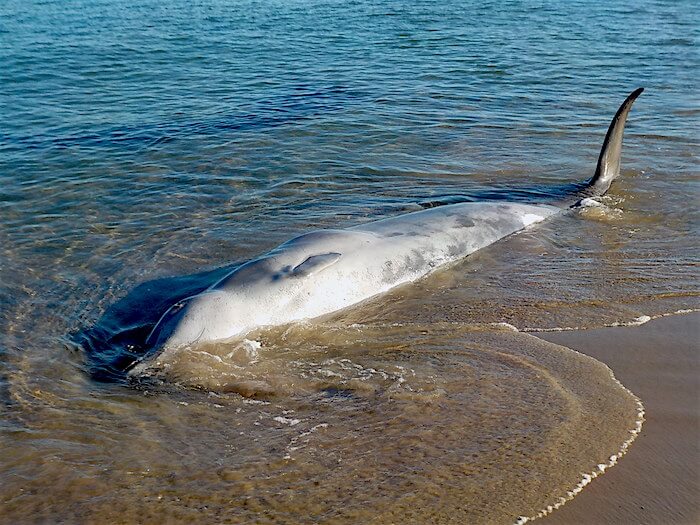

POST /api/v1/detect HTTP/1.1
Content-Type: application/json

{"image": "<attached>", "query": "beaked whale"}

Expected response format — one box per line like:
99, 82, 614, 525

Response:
132, 88, 643, 374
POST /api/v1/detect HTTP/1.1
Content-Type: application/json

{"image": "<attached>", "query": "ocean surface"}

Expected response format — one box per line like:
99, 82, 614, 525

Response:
1, 0, 697, 523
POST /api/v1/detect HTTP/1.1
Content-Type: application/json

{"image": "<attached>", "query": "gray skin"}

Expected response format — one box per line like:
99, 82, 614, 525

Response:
135, 88, 643, 372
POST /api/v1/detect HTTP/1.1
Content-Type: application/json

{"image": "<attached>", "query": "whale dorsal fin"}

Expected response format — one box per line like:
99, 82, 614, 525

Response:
292, 253, 341, 277
587, 87, 644, 196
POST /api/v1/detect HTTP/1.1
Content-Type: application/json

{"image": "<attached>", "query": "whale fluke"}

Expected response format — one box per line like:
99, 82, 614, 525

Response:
587, 87, 644, 196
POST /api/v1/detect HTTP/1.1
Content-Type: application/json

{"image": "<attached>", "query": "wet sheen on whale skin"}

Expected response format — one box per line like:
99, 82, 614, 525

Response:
135, 88, 643, 374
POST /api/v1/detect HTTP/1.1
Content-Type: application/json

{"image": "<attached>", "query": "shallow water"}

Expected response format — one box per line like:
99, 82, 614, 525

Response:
1, 0, 698, 523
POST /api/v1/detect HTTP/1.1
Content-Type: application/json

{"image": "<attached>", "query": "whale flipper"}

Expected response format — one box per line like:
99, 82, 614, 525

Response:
292, 252, 342, 277
587, 87, 644, 196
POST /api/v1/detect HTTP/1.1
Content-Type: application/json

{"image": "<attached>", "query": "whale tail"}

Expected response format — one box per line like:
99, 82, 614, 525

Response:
585, 87, 644, 197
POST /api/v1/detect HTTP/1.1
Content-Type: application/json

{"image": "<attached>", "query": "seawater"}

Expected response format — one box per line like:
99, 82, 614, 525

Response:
0, 0, 697, 523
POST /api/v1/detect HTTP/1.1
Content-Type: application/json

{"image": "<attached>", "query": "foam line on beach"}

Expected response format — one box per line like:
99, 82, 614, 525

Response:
520, 308, 699, 333
513, 342, 646, 524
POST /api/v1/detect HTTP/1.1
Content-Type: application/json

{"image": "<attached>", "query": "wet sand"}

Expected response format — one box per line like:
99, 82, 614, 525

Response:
536, 312, 700, 525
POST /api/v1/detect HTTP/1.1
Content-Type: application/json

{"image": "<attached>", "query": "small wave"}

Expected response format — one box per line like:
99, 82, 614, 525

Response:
521, 308, 699, 333
514, 344, 646, 524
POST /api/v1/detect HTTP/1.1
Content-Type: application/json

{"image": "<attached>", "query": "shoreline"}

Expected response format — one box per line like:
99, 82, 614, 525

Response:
534, 312, 699, 525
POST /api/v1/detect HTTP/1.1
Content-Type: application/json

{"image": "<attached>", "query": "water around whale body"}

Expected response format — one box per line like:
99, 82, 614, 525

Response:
1, 0, 697, 522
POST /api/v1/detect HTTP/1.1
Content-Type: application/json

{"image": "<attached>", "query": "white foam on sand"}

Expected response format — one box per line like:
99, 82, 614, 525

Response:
513, 345, 646, 524
520, 309, 699, 333
283, 423, 329, 461
273, 415, 301, 426
490, 322, 521, 332
513, 310, 699, 522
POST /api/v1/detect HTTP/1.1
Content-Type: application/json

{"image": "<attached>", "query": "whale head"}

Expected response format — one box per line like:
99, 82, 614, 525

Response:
147, 290, 245, 351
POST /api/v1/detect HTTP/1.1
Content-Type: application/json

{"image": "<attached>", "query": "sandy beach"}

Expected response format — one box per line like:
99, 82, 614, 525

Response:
537, 312, 699, 525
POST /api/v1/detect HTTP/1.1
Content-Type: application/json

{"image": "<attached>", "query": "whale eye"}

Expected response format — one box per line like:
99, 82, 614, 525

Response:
171, 301, 185, 313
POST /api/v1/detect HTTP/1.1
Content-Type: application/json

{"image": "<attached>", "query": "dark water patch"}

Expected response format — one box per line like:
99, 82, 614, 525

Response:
418, 182, 590, 207
0, 85, 358, 153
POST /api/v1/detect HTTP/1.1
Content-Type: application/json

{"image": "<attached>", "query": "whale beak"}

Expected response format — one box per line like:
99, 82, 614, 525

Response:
145, 297, 195, 350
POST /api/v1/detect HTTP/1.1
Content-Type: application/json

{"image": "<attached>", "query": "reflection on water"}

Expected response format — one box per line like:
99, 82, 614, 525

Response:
1, 0, 698, 522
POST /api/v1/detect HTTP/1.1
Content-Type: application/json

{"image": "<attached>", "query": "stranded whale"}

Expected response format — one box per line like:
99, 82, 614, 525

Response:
125, 88, 643, 374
